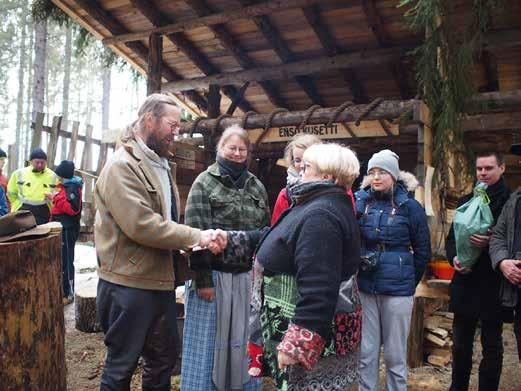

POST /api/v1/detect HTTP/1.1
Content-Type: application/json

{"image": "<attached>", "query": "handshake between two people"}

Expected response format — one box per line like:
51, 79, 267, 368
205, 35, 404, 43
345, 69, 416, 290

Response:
198, 229, 228, 254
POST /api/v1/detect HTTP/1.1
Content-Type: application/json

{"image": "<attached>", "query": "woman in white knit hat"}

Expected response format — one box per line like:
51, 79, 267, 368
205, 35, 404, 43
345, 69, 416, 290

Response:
355, 149, 431, 391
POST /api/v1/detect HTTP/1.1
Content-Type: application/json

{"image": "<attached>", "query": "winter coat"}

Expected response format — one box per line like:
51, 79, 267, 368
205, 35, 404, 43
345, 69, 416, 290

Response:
184, 162, 270, 288
256, 183, 361, 339
0, 185, 7, 216
95, 137, 201, 291
446, 177, 511, 319
490, 187, 521, 308
7, 165, 56, 212
355, 171, 431, 296
51, 176, 83, 228
271, 186, 356, 225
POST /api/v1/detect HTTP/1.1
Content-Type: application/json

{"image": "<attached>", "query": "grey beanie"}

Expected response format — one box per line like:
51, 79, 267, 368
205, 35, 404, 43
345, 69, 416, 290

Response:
367, 149, 400, 180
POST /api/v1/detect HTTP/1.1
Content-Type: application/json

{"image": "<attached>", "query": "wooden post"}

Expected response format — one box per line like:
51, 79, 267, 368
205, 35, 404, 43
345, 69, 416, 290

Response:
407, 297, 426, 368
147, 33, 162, 95
67, 120, 80, 162
0, 234, 66, 390
7, 144, 17, 175
46, 115, 62, 168
207, 84, 221, 119
96, 143, 109, 175
30, 112, 45, 152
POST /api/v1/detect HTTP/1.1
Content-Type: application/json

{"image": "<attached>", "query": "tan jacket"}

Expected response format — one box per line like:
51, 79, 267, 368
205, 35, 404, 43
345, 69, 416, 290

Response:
95, 138, 201, 290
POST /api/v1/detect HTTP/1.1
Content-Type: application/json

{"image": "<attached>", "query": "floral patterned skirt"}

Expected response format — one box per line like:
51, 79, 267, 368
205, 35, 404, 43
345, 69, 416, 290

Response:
260, 274, 360, 390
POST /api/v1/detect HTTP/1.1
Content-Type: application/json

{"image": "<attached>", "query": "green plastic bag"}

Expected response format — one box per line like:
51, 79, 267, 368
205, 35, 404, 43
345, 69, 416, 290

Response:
453, 182, 494, 268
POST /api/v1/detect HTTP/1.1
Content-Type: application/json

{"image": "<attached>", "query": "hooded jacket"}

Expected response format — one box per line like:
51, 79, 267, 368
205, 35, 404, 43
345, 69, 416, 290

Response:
355, 171, 431, 296
51, 176, 83, 228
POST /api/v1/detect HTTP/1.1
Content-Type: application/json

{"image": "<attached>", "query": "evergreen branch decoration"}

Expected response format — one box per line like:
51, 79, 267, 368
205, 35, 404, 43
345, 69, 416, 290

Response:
399, 0, 504, 197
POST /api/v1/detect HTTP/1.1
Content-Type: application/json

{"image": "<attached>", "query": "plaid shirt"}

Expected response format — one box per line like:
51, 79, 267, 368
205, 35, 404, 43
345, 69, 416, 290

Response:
185, 162, 270, 288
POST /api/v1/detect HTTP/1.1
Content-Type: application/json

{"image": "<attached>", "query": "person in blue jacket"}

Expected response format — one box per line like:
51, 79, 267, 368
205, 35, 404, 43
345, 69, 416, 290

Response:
0, 185, 8, 216
356, 149, 431, 391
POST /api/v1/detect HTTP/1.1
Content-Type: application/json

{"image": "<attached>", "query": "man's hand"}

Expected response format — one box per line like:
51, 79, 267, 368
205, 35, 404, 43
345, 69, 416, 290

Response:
207, 229, 227, 255
469, 233, 491, 248
499, 259, 521, 285
197, 287, 215, 301
453, 256, 472, 275
277, 351, 298, 369
44, 192, 54, 201
199, 229, 216, 248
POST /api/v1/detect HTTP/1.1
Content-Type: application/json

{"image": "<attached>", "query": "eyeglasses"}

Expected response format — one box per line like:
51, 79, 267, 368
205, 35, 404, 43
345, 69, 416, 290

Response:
368, 170, 390, 178
167, 121, 181, 131
225, 145, 248, 154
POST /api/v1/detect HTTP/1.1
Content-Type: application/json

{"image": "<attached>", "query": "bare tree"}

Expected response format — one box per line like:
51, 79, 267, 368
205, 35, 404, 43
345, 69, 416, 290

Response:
101, 66, 111, 133
32, 19, 47, 122
16, 7, 28, 167
60, 25, 72, 160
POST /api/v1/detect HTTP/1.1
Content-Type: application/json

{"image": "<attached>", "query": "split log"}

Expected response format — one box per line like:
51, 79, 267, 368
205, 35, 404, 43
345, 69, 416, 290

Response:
181, 99, 419, 134
424, 315, 443, 330
430, 327, 449, 339
434, 311, 455, 319
425, 332, 446, 347
428, 353, 451, 367
0, 235, 66, 390
75, 278, 102, 333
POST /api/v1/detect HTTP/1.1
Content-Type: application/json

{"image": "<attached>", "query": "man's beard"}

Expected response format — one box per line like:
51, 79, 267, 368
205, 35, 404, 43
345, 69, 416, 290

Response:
146, 133, 171, 158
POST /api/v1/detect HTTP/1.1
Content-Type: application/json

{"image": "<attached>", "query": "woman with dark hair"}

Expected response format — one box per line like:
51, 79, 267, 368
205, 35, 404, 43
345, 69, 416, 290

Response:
181, 124, 270, 391
356, 149, 431, 391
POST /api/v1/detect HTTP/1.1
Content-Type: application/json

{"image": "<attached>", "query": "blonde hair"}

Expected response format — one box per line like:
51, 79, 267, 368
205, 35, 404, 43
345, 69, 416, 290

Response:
303, 143, 360, 188
284, 134, 322, 166
121, 93, 180, 142
216, 124, 250, 154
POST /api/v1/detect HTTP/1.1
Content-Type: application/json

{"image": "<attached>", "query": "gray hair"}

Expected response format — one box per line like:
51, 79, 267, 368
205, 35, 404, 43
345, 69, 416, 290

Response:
216, 124, 250, 155
121, 93, 180, 142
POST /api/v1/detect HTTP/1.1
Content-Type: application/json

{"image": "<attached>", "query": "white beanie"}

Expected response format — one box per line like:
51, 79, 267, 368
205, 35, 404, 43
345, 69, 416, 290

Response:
367, 149, 400, 180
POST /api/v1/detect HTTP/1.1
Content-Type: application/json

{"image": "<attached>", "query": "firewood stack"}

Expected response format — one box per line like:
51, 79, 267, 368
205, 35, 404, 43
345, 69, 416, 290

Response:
424, 311, 454, 366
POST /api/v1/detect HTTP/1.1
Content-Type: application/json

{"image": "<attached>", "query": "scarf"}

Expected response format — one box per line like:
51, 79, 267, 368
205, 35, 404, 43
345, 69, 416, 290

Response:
484, 176, 510, 221
216, 156, 249, 189
288, 179, 340, 205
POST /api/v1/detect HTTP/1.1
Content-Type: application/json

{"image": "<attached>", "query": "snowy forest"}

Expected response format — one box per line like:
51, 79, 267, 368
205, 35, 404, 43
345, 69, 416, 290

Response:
0, 0, 148, 171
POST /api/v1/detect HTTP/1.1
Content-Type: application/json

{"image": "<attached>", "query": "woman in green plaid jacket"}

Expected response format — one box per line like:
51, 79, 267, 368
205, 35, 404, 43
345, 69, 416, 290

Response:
180, 124, 270, 391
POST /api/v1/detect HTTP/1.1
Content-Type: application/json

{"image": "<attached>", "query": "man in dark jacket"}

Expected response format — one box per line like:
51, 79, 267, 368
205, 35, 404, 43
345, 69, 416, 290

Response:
445, 151, 511, 391
489, 144, 521, 362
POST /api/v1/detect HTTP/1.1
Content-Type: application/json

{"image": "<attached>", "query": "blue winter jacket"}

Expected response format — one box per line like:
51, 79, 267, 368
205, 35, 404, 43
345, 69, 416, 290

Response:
0, 186, 8, 216
355, 175, 431, 296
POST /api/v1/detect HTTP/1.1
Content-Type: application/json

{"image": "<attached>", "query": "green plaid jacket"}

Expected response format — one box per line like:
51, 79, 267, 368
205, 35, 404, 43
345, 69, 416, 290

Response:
185, 162, 270, 288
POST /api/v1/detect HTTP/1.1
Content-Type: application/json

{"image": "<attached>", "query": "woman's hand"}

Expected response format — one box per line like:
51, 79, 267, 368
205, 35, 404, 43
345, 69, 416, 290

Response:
277, 351, 298, 369
197, 287, 215, 301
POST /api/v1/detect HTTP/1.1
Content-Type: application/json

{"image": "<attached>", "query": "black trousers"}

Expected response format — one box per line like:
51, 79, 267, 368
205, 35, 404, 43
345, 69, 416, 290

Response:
450, 313, 503, 391
97, 279, 180, 391
61, 224, 80, 298
515, 291, 521, 361
20, 203, 50, 225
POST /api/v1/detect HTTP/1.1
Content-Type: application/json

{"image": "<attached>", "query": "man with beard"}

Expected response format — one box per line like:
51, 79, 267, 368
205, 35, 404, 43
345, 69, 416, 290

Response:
95, 94, 225, 390
7, 147, 56, 224
445, 151, 511, 391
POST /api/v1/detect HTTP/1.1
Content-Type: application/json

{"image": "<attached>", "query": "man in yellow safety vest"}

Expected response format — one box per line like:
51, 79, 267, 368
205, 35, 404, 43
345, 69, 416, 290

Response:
7, 148, 57, 224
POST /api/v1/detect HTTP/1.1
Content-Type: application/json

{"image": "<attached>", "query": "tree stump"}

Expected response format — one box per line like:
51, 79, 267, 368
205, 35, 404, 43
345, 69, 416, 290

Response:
0, 234, 66, 390
74, 277, 102, 333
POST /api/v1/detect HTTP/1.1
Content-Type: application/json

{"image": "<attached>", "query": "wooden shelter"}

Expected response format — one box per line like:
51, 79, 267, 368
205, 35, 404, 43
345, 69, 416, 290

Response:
49, 0, 521, 370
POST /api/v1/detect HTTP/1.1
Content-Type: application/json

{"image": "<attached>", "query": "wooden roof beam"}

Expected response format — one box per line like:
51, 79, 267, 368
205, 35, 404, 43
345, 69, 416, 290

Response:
179, 99, 419, 133
185, 0, 287, 108
163, 47, 410, 92
103, 0, 327, 45
361, 0, 389, 47
130, 0, 253, 113
237, 0, 325, 106
302, 4, 368, 104
73, 0, 208, 112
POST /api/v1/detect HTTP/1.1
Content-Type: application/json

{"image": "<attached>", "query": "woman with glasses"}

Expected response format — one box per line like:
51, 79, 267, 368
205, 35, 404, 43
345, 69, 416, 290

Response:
181, 124, 270, 391
355, 149, 431, 391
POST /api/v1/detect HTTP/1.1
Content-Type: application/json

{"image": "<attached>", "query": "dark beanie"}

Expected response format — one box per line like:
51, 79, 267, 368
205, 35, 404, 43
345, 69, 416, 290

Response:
0, 148, 6, 158
29, 148, 47, 161
55, 160, 75, 179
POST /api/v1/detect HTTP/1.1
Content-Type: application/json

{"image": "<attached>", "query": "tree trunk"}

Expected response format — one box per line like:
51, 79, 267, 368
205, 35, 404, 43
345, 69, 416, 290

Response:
15, 8, 27, 168
24, 22, 34, 160
32, 20, 47, 122
101, 66, 111, 132
74, 278, 102, 333
0, 235, 66, 390
60, 26, 72, 161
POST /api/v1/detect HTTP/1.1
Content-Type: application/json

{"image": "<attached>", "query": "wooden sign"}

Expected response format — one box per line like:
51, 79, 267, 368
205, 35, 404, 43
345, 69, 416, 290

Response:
248, 120, 399, 143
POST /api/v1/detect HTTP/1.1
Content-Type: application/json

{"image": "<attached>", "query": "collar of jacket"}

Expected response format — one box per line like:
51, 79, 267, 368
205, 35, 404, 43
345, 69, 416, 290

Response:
357, 181, 410, 208
121, 137, 177, 219
206, 161, 254, 186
